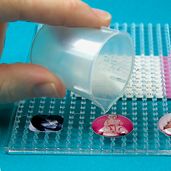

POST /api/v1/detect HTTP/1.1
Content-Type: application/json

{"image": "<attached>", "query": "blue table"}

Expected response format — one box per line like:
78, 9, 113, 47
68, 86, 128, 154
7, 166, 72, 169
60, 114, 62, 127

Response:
0, 0, 171, 170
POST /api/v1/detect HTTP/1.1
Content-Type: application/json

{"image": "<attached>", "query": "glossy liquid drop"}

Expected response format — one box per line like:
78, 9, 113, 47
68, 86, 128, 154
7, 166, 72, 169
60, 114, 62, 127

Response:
29, 115, 64, 132
92, 114, 133, 137
158, 113, 171, 136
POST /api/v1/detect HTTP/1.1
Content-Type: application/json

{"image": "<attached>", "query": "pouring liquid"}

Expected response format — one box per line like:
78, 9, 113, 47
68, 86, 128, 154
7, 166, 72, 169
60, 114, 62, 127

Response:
91, 55, 132, 114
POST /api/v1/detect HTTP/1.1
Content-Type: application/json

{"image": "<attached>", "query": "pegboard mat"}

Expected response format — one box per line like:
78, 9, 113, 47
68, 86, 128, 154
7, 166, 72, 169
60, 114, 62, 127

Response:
7, 23, 171, 155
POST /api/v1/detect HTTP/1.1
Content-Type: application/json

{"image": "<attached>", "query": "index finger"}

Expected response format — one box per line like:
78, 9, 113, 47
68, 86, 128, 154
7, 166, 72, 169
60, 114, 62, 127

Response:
0, 23, 7, 57
1, 0, 111, 28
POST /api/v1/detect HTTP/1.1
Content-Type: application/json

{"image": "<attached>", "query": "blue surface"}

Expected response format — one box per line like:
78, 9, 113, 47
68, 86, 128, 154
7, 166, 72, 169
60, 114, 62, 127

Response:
1, 22, 37, 63
0, 0, 171, 170
0, 155, 171, 171
84, 0, 171, 24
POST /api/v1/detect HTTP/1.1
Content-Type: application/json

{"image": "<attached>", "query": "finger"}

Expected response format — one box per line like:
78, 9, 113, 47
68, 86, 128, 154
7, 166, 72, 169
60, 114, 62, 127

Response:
0, 63, 66, 103
1, 0, 111, 27
0, 23, 7, 56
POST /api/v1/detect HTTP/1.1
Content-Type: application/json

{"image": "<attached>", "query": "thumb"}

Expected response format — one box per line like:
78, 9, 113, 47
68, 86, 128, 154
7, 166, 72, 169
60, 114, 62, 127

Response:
0, 63, 65, 103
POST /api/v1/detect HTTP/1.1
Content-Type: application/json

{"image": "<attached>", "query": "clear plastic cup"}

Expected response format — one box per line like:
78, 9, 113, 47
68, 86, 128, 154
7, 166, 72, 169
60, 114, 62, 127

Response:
30, 25, 134, 113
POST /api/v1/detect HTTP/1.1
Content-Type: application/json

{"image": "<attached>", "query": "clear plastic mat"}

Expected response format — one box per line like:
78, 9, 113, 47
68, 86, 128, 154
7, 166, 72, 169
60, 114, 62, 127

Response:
7, 23, 171, 155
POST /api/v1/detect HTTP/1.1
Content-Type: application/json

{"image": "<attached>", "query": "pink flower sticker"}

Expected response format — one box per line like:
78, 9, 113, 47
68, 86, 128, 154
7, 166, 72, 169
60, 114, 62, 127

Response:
92, 114, 133, 137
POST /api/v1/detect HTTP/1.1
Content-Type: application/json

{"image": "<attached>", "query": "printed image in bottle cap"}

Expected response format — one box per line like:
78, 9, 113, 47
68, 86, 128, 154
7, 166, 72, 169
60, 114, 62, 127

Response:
158, 113, 171, 136
92, 114, 133, 137
29, 115, 64, 132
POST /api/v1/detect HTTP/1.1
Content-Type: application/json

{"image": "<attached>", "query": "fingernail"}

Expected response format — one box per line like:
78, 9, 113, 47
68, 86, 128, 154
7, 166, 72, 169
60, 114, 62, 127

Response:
92, 8, 111, 20
33, 83, 60, 98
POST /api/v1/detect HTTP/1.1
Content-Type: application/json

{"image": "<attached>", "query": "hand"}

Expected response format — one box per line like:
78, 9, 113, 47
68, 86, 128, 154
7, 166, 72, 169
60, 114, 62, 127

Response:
0, 0, 111, 103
